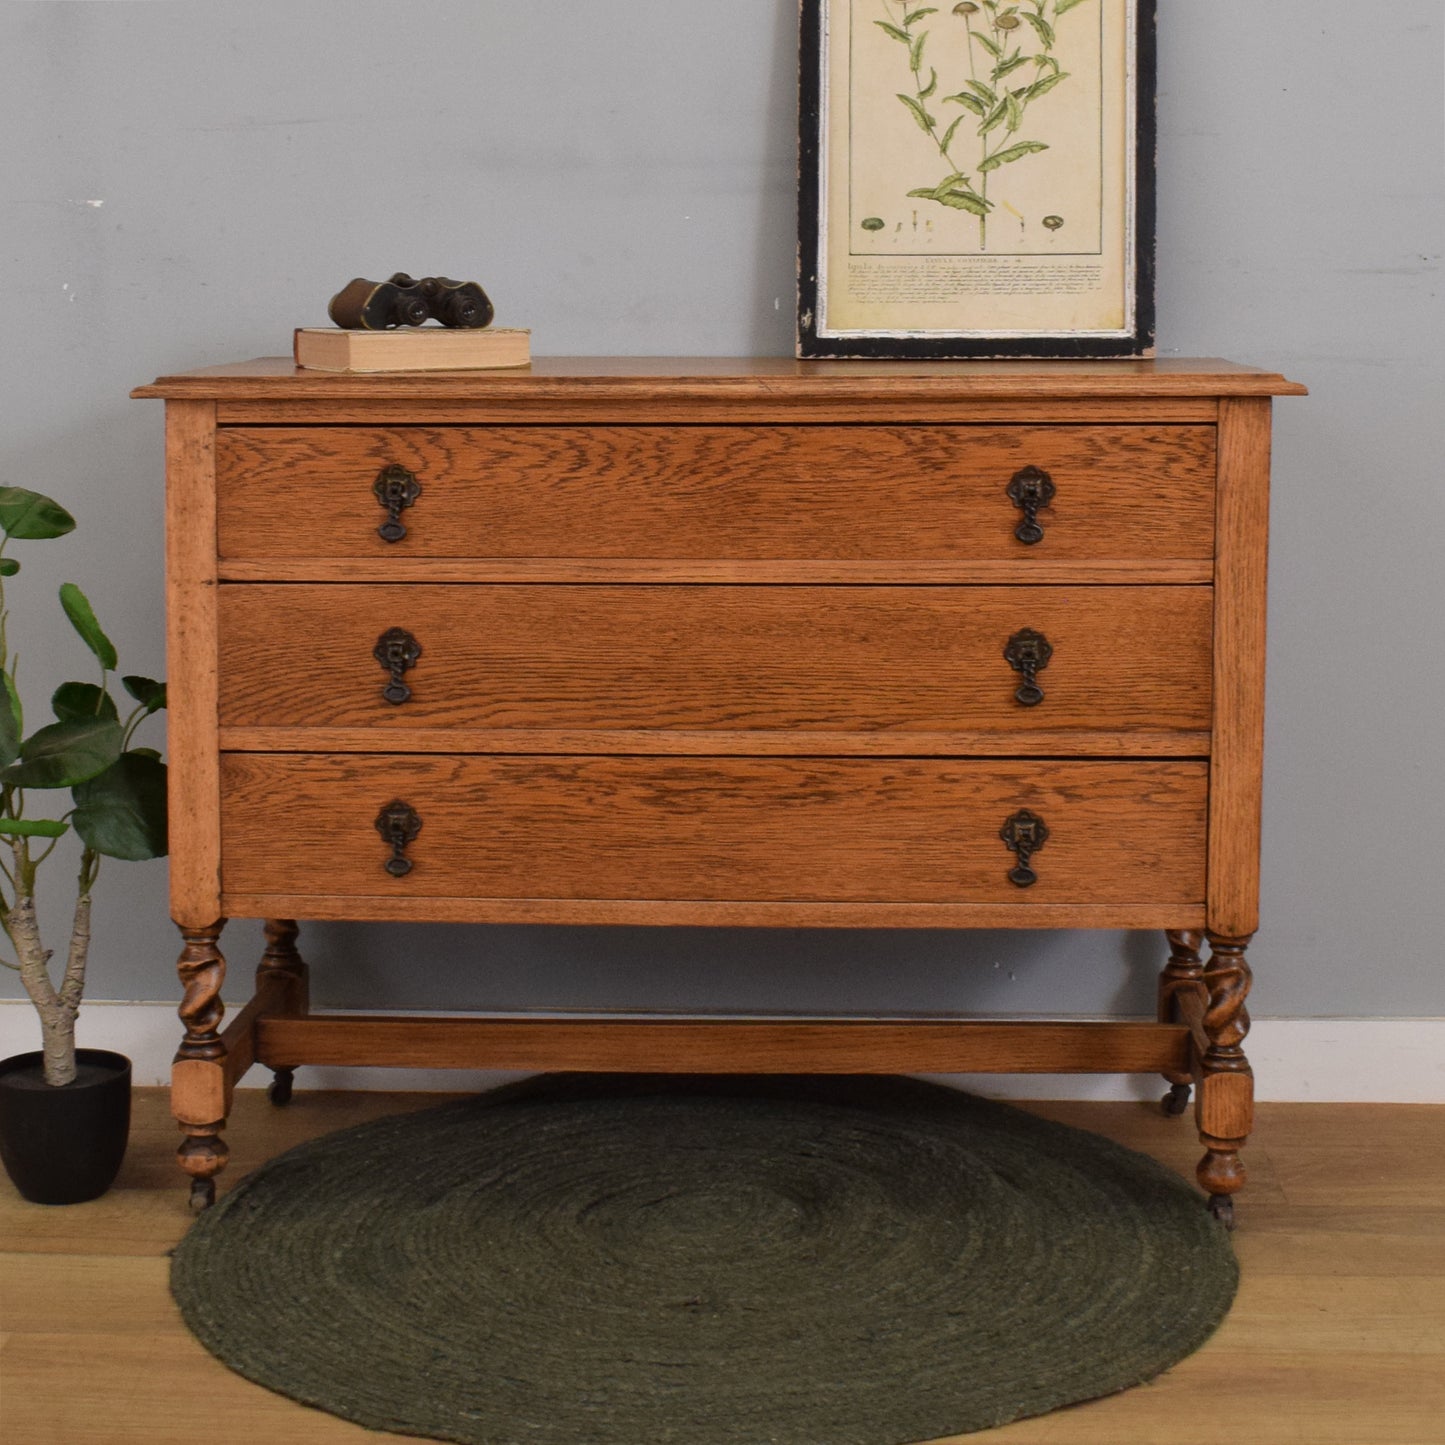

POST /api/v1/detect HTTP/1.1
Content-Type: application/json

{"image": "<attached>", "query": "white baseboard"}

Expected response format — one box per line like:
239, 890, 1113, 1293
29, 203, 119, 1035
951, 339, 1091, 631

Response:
2, 1001, 1441, 1103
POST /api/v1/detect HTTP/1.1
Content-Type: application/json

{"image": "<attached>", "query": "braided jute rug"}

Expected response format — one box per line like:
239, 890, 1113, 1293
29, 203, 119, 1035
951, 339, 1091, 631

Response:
171, 1075, 1237, 1445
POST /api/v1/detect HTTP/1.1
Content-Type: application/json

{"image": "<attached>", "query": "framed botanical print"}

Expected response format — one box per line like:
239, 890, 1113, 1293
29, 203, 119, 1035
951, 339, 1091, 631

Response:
798, 0, 1156, 358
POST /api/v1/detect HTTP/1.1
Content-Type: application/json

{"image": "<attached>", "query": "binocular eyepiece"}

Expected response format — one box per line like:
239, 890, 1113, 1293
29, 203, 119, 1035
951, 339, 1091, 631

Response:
328, 273, 495, 330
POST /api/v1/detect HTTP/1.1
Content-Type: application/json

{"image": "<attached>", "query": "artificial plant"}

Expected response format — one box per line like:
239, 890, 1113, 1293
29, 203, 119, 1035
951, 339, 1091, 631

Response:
0, 486, 167, 1086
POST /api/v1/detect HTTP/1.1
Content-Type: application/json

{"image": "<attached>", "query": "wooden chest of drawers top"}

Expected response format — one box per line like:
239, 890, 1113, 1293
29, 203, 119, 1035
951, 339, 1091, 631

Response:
133, 354, 1306, 410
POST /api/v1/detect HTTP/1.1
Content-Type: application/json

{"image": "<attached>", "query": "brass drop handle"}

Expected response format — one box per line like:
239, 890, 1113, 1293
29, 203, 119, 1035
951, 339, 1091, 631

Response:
375, 800, 422, 877
373, 627, 423, 705
1000, 809, 1048, 888
1006, 466, 1056, 545
1003, 628, 1053, 707
373, 464, 422, 542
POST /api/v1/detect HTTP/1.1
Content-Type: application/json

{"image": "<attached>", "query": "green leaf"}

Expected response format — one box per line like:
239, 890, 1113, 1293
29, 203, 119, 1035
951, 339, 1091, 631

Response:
0, 559, 18, 577
0, 674, 19, 769
0, 817, 69, 838
1022, 10, 1055, 45
1055, 0, 1091, 14
0, 488, 76, 541
129, 746, 162, 760
909, 30, 927, 70
940, 114, 968, 150
3, 674, 20, 732
933, 189, 992, 215
903, 6, 938, 21
897, 94, 936, 132
996, 51, 1031, 77
73, 752, 168, 861
875, 20, 911, 42
122, 675, 167, 713
1005, 91, 1024, 131
1034, 52, 1061, 74
1, 717, 124, 790
52, 682, 119, 724
1022, 70, 1069, 101
971, 30, 1002, 57
979, 98, 1010, 134
58, 583, 117, 672
945, 92, 987, 116
919, 66, 938, 99
978, 139, 1050, 170
965, 79, 997, 103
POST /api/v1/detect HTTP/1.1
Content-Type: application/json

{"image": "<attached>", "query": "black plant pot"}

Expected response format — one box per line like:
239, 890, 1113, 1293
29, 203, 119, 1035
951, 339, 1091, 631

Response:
0, 1048, 131, 1204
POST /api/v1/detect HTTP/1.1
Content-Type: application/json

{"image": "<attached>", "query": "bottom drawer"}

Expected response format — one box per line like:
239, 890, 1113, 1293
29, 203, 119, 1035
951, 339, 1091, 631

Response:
220, 755, 1206, 907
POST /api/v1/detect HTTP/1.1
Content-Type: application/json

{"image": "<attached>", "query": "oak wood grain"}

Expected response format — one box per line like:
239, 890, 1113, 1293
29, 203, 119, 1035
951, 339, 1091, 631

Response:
169, 1058, 227, 1129
214, 399, 1223, 426
163, 402, 222, 927
214, 425, 1217, 563
133, 353, 1310, 400
215, 557, 1215, 585
218, 726, 1212, 758
1208, 399, 1273, 936
251, 1016, 1192, 1074
216, 583, 1213, 741
214, 969, 293, 1091
136, 358, 1301, 1211
218, 754, 1208, 906
215, 895, 1207, 929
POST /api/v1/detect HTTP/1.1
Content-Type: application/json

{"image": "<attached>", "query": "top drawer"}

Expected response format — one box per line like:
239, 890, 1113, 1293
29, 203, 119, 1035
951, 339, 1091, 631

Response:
215, 425, 1216, 564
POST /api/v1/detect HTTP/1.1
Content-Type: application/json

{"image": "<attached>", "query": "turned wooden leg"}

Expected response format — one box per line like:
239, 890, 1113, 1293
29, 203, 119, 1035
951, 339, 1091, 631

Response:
1159, 929, 1206, 1115
1196, 932, 1254, 1229
173, 920, 229, 1212
257, 918, 308, 1105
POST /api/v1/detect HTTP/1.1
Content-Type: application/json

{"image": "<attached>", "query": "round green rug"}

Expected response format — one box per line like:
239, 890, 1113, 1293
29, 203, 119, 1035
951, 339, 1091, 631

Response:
171, 1075, 1236, 1445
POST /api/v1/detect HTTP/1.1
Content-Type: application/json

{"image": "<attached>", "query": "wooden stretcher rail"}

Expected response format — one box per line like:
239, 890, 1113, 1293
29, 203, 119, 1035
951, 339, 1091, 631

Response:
254, 1015, 1194, 1076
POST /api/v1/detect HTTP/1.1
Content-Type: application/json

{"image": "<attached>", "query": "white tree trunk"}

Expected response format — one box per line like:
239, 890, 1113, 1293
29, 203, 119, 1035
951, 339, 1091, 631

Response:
9, 893, 78, 1087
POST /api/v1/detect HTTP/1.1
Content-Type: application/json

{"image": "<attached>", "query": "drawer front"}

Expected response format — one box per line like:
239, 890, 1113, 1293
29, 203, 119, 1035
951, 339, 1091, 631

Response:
215, 425, 1216, 562
217, 584, 1212, 742
220, 755, 1207, 905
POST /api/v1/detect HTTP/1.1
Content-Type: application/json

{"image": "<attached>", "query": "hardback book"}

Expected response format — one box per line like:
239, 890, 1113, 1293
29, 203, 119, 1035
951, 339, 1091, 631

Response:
294, 326, 531, 372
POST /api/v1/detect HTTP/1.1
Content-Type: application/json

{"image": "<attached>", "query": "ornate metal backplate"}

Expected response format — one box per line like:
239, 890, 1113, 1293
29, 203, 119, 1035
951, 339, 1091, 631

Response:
1003, 628, 1054, 707
375, 800, 422, 877
373, 627, 423, 705
373, 465, 422, 543
1000, 809, 1049, 888
1005, 466, 1056, 545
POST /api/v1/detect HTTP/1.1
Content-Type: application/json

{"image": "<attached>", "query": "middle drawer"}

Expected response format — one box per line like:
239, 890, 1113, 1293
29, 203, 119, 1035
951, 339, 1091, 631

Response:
218, 584, 1212, 752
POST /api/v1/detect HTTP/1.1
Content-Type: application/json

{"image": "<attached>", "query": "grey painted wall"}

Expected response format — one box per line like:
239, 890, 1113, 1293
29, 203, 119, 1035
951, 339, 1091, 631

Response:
1, 1, 1441, 1022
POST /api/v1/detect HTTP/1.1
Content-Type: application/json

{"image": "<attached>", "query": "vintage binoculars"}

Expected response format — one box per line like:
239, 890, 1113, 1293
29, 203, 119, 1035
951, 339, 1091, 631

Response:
328, 273, 495, 330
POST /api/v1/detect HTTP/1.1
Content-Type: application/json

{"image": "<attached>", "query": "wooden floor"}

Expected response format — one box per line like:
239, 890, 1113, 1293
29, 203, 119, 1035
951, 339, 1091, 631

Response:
3, 1087, 1443, 1445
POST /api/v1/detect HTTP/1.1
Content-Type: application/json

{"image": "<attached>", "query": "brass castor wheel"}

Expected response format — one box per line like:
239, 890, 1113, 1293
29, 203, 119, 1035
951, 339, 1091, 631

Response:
268, 1069, 295, 1106
1161, 1082, 1191, 1117
188, 1177, 216, 1214
1207, 1193, 1236, 1231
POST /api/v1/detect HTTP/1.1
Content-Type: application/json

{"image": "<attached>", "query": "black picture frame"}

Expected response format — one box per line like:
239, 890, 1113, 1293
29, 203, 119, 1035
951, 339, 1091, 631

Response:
798, 0, 1156, 359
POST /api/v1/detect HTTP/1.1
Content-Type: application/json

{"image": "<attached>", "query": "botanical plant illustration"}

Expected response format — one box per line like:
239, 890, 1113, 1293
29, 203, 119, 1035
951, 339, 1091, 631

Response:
874, 0, 1093, 249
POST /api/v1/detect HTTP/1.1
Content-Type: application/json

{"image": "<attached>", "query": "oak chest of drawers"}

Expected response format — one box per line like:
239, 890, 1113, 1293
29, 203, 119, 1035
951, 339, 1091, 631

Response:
135, 356, 1305, 1220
